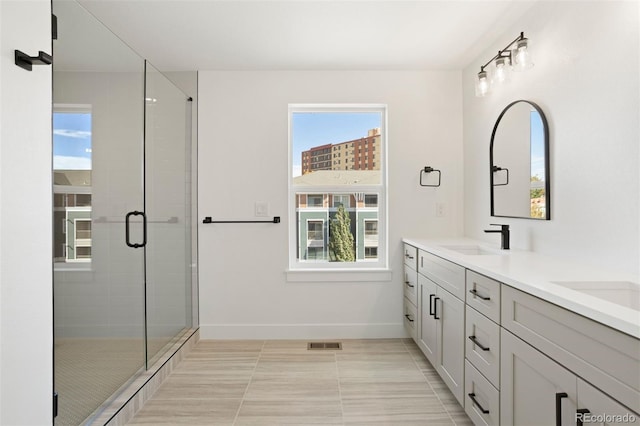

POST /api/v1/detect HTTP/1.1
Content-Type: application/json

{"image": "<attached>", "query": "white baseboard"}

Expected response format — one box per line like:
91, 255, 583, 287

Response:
199, 322, 407, 340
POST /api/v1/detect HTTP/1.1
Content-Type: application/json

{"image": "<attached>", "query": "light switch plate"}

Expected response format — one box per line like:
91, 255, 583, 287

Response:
255, 201, 269, 217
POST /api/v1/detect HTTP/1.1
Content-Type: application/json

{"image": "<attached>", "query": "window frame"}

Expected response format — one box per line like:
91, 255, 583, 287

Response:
288, 104, 388, 273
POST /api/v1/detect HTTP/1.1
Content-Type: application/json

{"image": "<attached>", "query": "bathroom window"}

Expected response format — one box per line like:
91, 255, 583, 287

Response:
289, 104, 387, 271
53, 105, 92, 267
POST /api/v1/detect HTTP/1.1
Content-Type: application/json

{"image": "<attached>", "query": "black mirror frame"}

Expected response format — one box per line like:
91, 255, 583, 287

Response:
490, 100, 550, 220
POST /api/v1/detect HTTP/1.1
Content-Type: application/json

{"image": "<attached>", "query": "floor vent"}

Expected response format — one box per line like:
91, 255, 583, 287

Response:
307, 342, 342, 350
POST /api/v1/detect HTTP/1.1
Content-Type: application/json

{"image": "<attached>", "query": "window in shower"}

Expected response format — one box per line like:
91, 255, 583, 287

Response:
53, 106, 92, 265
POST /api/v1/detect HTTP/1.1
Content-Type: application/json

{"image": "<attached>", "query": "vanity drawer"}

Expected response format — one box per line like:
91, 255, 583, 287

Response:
418, 250, 465, 300
466, 270, 501, 324
502, 285, 640, 413
403, 244, 417, 269
466, 305, 500, 388
403, 266, 418, 307
403, 297, 417, 340
465, 360, 500, 426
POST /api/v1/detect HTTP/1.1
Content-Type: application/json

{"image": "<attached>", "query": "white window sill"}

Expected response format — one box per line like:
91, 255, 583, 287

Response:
54, 264, 93, 272
286, 268, 393, 282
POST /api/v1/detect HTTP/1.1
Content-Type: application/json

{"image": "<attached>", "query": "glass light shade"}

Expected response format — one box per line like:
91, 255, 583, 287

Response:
492, 56, 511, 84
475, 70, 490, 97
513, 38, 533, 70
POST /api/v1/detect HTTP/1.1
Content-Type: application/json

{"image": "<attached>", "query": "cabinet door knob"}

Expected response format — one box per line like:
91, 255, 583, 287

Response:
468, 393, 490, 414
468, 335, 490, 351
555, 392, 568, 426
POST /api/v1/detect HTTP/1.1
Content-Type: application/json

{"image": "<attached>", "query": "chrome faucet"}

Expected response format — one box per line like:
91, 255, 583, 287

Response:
484, 224, 510, 250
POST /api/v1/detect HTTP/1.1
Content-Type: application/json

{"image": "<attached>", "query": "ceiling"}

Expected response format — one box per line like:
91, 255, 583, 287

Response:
72, 0, 537, 72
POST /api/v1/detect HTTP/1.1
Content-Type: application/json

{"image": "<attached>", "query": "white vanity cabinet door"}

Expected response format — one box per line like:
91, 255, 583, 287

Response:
576, 378, 639, 425
466, 305, 500, 388
403, 297, 417, 340
466, 270, 501, 324
418, 250, 466, 300
403, 265, 418, 307
418, 273, 465, 405
435, 286, 465, 405
404, 244, 417, 269
465, 360, 500, 426
418, 274, 438, 366
501, 328, 577, 426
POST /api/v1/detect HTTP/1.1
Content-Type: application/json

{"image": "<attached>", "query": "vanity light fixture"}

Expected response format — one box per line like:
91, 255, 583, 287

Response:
475, 32, 533, 97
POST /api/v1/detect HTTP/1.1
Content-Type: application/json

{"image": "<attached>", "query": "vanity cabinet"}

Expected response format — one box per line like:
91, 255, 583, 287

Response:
416, 249, 466, 405
417, 274, 437, 364
501, 328, 577, 425
464, 271, 501, 425
501, 329, 639, 425
402, 244, 418, 340
502, 285, 640, 414
402, 240, 640, 426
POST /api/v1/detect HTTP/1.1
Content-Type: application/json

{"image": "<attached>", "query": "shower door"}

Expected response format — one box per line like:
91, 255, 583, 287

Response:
52, 1, 146, 425
144, 62, 193, 365
53, 1, 193, 424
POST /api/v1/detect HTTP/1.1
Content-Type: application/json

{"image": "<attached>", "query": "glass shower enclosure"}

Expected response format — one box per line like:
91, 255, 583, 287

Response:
52, 1, 195, 424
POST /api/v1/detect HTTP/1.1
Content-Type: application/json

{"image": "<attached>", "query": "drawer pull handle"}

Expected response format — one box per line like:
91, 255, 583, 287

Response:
469, 289, 491, 301
555, 392, 568, 426
576, 408, 590, 426
404, 314, 414, 323
468, 393, 490, 414
433, 297, 440, 320
405, 253, 414, 260
468, 335, 490, 351
404, 281, 415, 288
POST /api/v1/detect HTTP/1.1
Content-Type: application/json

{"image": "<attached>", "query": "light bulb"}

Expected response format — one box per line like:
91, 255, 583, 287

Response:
513, 38, 533, 70
475, 70, 490, 97
493, 56, 510, 84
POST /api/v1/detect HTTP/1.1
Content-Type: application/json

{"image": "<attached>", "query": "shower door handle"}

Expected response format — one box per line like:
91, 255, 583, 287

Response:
125, 210, 147, 248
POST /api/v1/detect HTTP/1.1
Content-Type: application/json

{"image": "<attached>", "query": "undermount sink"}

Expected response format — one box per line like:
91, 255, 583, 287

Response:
438, 244, 506, 256
551, 281, 640, 311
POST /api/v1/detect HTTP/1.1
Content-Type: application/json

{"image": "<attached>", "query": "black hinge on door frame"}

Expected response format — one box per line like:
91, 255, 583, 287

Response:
52, 14, 58, 40
53, 392, 58, 418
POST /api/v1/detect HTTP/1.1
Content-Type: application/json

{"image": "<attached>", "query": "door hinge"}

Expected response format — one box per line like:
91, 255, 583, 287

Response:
52, 14, 58, 40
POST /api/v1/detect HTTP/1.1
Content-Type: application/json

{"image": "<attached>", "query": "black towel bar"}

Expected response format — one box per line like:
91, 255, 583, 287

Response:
203, 216, 280, 224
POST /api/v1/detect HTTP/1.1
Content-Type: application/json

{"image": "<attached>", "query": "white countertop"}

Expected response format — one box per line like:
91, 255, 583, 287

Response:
403, 237, 640, 339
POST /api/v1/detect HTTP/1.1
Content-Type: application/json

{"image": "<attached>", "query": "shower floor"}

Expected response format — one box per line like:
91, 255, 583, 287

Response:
54, 338, 168, 426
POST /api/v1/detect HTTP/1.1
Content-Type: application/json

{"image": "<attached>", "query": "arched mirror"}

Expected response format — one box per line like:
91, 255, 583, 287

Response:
490, 100, 550, 220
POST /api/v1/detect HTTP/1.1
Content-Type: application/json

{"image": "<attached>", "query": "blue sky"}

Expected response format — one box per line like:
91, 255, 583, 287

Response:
53, 112, 92, 170
530, 111, 545, 179
291, 112, 381, 177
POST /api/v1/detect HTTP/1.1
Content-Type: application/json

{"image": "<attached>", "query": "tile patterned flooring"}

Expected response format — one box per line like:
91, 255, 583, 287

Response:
127, 338, 473, 425
55, 337, 181, 426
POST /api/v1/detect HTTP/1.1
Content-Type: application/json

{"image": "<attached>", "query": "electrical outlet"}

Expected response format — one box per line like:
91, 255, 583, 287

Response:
255, 201, 269, 217
436, 202, 446, 217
